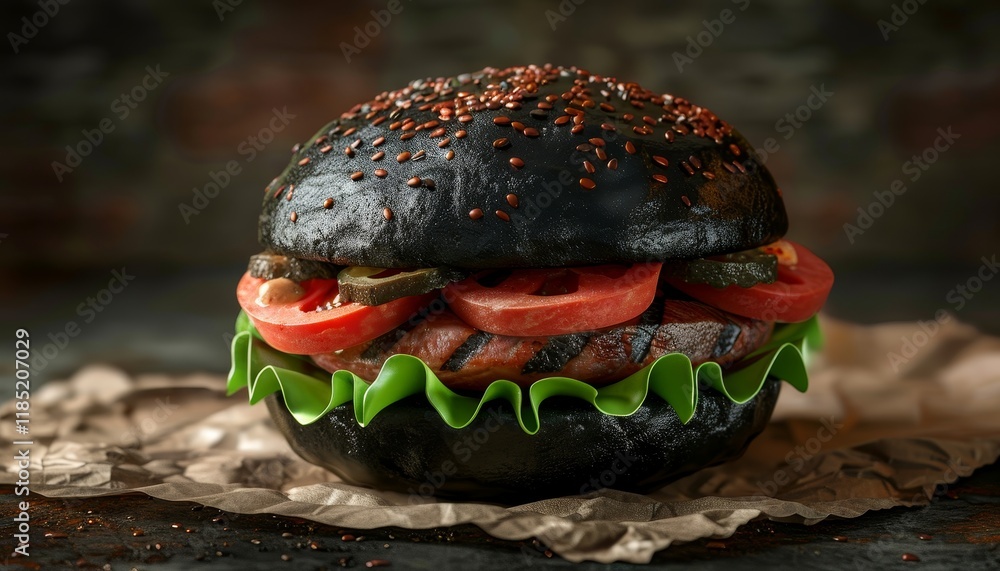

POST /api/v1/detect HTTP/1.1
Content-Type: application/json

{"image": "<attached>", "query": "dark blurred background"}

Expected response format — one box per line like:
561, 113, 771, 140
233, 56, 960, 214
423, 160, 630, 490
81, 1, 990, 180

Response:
2, 0, 998, 381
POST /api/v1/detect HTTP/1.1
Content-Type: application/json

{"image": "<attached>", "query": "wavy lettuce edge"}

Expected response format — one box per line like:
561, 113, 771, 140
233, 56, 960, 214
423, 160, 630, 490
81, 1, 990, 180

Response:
226, 311, 820, 435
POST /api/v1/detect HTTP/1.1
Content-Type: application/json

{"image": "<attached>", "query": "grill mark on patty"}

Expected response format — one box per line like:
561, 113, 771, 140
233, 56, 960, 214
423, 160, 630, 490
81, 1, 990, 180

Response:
440, 331, 494, 372
629, 289, 666, 363
360, 311, 427, 363
521, 333, 591, 374
711, 321, 743, 359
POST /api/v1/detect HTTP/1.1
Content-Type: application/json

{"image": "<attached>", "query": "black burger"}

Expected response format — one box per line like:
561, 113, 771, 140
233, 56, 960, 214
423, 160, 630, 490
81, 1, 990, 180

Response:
228, 64, 833, 501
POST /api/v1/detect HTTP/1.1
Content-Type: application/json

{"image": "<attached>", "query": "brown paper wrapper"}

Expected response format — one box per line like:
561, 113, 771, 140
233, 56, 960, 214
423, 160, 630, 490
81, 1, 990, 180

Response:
3, 315, 999, 563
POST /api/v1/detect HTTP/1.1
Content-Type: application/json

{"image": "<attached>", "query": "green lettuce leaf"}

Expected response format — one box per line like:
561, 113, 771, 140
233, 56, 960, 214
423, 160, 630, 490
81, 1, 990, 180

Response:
227, 311, 820, 434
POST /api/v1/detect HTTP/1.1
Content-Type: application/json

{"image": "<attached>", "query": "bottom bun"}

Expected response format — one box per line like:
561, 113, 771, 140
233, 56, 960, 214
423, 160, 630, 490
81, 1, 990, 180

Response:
266, 379, 780, 502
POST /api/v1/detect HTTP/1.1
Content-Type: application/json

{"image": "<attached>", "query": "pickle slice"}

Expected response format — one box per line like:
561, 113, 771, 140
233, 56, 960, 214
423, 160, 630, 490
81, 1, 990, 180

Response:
338, 266, 468, 306
666, 249, 777, 288
248, 253, 341, 282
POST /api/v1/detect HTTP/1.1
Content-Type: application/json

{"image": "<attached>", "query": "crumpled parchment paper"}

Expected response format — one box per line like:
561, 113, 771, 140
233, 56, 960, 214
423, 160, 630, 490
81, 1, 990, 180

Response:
3, 315, 999, 563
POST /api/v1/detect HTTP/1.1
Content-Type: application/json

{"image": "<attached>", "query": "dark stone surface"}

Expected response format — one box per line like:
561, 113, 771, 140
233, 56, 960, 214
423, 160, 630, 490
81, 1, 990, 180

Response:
266, 379, 780, 502
1, 462, 997, 569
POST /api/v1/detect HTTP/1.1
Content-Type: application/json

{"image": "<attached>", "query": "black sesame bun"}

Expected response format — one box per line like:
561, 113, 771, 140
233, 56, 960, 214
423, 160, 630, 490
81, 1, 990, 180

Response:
259, 64, 787, 268
241, 64, 805, 502
266, 379, 780, 502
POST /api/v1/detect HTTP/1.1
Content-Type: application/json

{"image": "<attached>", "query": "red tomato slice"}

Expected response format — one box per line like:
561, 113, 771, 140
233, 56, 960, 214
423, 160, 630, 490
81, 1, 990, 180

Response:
663, 241, 833, 323
444, 264, 662, 336
236, 272, 435, 354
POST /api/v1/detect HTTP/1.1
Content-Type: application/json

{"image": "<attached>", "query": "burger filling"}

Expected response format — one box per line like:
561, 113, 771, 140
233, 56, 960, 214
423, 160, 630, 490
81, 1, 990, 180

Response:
235, 240, 833, 391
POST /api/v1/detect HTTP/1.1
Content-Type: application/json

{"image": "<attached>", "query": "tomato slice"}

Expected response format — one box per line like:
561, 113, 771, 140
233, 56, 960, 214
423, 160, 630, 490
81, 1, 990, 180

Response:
663, 241, 833, 323
444, 264, 662, 336
236, 272, 435, 354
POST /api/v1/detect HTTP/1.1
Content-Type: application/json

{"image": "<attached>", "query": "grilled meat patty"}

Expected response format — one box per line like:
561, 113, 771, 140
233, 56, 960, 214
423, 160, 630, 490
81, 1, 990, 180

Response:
310, 288, 772, 391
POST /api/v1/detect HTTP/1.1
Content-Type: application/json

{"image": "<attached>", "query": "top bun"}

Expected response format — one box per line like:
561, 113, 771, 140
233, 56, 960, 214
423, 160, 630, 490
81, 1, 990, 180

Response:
258, 64, 787, 268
